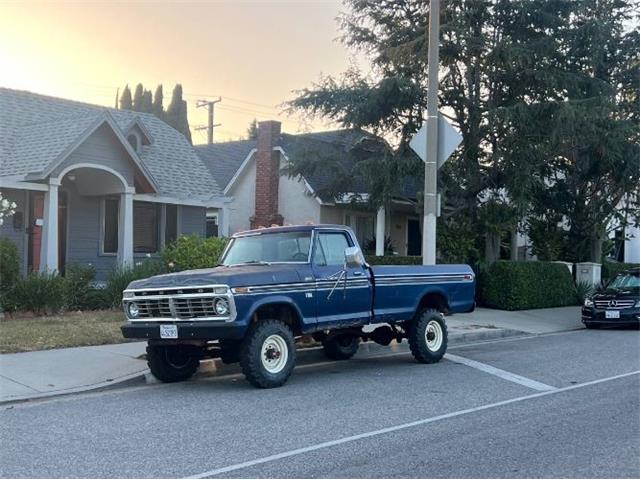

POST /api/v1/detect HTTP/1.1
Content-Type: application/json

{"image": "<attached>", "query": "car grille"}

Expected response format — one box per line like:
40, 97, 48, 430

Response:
124, 286, 233, 321
594, 299, 635, 310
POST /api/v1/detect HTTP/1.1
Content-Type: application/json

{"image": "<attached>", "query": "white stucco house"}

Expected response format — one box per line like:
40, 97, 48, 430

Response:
194, 121, 424, 256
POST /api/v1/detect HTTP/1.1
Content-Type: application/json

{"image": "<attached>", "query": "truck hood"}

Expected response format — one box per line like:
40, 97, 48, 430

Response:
126, 264, 304, 290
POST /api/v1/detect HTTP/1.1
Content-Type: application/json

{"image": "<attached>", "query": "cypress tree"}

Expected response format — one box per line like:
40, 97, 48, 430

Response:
119, 85, 132, 110
133, 83, 144, 112
166, 84, 192, 143
152, 85, 164, 119
141, 90, 153, 113
247, 119, 258, 140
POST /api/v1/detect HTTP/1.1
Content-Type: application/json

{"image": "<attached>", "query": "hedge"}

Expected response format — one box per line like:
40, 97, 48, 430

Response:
365, 255, 423, 265
602, 260, 640, 282
479, 260, 577, 310
162, 235, 228, 271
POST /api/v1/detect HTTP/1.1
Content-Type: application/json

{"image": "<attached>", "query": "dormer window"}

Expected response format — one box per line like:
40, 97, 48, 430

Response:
127, 132, 141, 153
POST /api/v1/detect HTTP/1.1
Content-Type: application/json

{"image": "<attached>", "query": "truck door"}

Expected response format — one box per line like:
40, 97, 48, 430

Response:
311, 230, 372, 328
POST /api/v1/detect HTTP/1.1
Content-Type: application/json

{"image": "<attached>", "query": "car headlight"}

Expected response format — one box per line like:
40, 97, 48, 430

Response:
214, 298, 230, 316
127, 302, 140, 318
584, 298, 594, 308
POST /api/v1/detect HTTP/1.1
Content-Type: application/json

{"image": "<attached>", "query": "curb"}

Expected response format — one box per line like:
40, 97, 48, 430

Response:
0, 327, 527, 406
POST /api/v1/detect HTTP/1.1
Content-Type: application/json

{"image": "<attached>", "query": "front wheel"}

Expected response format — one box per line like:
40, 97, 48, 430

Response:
408, 309, 448, 363
322, 334, 360, 360
146, 344, 200, 383
240, 320, 296, 388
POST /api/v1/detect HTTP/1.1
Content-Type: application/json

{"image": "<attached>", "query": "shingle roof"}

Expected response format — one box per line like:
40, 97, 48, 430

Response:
194, 140, 256, 191
0, 88, 222, 200
193, 128, 420, 202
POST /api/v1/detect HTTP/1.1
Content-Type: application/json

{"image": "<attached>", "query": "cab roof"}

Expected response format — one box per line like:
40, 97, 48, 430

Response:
232, 224, 352, 237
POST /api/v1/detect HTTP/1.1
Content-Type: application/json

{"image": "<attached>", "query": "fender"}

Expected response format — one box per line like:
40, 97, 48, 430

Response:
412, 285, 450, 315
242, 294, 309, 330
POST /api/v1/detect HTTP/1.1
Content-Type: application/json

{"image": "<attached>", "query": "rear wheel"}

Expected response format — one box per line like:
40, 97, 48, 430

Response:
322, 334, 360, 360
408, 309, 448, 363
146, 344, 200, 383
240, 320, 296, 388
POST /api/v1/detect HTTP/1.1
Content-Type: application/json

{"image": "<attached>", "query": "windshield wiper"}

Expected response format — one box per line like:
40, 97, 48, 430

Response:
237, 260, 272, 266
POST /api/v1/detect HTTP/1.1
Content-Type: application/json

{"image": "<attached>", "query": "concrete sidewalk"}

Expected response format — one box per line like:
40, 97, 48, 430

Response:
0, 306, 583, 404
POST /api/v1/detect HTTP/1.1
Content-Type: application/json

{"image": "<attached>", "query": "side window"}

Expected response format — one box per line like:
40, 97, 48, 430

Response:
313, 232, 350, 266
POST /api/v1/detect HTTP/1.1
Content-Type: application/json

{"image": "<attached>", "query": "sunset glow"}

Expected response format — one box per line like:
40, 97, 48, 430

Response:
0, 0, 356, 142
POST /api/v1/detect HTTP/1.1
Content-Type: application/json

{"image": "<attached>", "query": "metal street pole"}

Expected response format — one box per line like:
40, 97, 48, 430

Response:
422, 0, 440, 265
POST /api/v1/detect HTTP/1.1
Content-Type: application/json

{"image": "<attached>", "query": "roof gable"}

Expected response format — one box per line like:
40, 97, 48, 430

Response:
0, 88, 223, 200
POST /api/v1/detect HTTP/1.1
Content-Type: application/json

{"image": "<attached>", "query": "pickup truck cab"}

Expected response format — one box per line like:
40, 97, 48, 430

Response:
121, 224, 475, 388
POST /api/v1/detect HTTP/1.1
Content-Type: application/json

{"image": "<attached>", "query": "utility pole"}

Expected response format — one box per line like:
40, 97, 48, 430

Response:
196, 97, 222, 144
423, 0, 440, 265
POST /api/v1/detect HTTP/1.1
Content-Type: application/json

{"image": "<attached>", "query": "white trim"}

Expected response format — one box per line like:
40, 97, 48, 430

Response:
0, 178, 49, 191
223, 148, 257, 195
53, 162, 130, 191
133, 193, 228, 208
126, 130, 142, 153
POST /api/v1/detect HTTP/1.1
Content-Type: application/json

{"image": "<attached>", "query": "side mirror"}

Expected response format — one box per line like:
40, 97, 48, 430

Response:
344, 246, 364, 268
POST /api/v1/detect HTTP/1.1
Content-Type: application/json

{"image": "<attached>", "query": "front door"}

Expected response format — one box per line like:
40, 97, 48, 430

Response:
27, 191, 67, 273
407, 218, 422, 256
311, 230, 372, 328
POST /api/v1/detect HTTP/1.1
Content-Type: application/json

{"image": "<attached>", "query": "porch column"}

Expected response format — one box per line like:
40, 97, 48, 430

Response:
375, 206, 386, 256
118, 191, 134, 267
40, 180, 59, 273
220, 205, 231, 237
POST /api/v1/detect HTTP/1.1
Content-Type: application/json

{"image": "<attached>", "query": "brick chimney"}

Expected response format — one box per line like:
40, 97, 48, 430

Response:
250, 120, 284, 229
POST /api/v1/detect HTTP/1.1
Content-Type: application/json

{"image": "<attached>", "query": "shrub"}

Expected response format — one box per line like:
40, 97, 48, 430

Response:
365, 255, 423, 265
362, 236, 395, 255
479, 260, 576, 310
105, 260, 167, 308
78, 288, 112, 311
6, 272, 66, 315
574, 280, 595, 304
62, 264, 96, 310
0, 238, 20, 290
602, 260, 640, 282
162, 235, 228, 271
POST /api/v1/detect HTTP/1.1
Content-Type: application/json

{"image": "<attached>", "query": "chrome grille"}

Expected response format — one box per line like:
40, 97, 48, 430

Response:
594, 299, 635, 310
123, 284, 234, 322
173, 297, 217, 319
135, 298, 172, 318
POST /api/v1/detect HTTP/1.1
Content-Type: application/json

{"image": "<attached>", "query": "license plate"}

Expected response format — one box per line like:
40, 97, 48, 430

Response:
160, 324, 178, 339
605, 310, 620, 319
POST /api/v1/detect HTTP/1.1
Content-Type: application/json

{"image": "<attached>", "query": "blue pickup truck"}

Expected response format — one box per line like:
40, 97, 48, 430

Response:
121, 224, 475, 388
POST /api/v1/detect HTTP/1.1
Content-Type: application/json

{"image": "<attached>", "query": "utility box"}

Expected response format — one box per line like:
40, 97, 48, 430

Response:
576, 262, 601, 286
552, 261, 574, 276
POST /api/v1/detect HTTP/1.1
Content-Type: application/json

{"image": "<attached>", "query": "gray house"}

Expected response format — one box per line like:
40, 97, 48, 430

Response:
0, 88, 230, 281
195, 121, 423, 256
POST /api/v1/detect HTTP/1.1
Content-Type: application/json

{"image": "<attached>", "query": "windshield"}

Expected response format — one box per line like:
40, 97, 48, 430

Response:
221, 231, 312, 266
608, 273, 640, 289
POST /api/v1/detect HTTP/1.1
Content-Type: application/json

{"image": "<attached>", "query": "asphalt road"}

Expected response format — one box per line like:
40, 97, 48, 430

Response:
1, 328, 638, 478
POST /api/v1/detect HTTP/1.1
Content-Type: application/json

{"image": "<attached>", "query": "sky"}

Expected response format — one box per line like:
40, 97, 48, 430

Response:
0, 0, 361, 143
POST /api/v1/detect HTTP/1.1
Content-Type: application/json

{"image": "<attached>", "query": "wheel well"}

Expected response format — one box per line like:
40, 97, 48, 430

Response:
416, 292, 449, 315
252, 303, 303, 335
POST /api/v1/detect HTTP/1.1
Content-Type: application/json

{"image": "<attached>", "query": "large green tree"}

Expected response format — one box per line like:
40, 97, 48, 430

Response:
119, 84, 132, 110
287, 0, 639, 263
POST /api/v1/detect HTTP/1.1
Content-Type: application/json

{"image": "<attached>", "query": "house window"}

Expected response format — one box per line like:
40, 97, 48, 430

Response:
165, 204, 178, 246
206, 211, 219, 238
127, 133, 141, 152
103, 198, 119, 254
134, 201, 160, 253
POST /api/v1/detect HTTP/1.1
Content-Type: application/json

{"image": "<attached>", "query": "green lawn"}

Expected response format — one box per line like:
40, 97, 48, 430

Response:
0, 310, 131, 354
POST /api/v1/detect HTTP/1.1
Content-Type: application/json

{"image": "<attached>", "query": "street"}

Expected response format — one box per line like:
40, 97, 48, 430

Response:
1, 328, 638, 479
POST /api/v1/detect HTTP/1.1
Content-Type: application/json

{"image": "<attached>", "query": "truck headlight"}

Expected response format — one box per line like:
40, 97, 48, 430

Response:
214, 298, 230, 316
584, 298, 594, 308
127, 302, 140, 318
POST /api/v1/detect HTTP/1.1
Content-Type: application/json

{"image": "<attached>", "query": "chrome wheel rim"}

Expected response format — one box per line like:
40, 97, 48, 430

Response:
425, 320, 443, 351
261, 334, 288, 374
